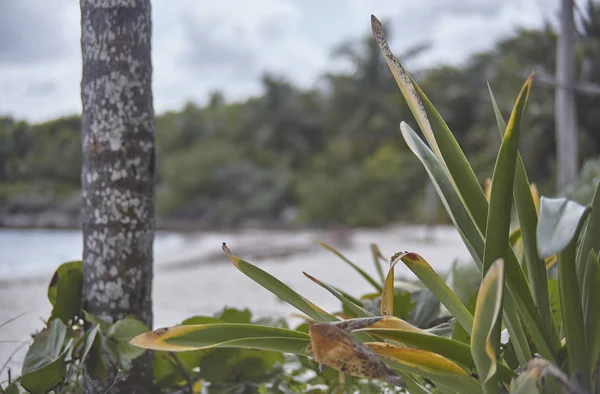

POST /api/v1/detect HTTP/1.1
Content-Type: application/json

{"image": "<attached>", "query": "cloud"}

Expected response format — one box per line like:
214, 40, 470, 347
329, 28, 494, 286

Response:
0, 0, 75, 65
0, 0, 574, 122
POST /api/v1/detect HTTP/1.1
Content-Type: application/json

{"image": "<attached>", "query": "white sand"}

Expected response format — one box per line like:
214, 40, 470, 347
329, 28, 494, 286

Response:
0, 225, 471, 382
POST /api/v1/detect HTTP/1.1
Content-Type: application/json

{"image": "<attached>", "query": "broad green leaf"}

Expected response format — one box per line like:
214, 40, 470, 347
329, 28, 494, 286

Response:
131, 323, 311, 355
79, 324, 99, 362
198, 348, 283, 383
471, 259, 505, 393
47, 260, 82, 324
222, 243, 336, 322
85, 326, 107, 379
357, 328, 515, 383
3, 382, 28, 394
153, 316, 223, 387
315, 241, 382, 292
108, 316, 149, 365
392, 252, 473, 335
84, 311, 111, 332
582, 250, 600, 377
537, 197, 591, 258
303, 272, 374, 318
483, 74, 532, 274
577, 181, 600, 286
21, 318, 68, 394
218, 308, 252, 324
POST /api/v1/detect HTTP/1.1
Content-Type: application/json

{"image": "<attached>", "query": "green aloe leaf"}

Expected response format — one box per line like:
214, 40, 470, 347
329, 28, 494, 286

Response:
358, 327, 515, 383
400, 123, 484, 266
537, 197, 591, 389
402, 106, 553, 363
471, 259, 505, 393
371, 15, 489, 235
489, 86, 554, 348
367, 343, 482, 393
131, 323, 311, 355
222, 243, 336, 323
377, 12, 552, 362
577, 181, 600, 286
391, 251, 473, 335
482, 76, 535, 366
315, 241, 382, 292
303, 272, 374, 318
482, 75, 530, 273
371, 243, 387, 284
582, 250, 600, 379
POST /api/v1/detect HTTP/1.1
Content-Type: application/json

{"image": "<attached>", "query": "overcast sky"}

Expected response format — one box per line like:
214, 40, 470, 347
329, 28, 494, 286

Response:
0, 0, 572, 123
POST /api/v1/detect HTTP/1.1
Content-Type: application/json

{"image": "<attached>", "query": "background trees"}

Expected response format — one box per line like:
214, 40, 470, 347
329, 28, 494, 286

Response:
3, 7, 600, 229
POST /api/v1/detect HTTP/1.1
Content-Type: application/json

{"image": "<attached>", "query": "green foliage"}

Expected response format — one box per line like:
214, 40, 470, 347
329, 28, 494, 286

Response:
127, 16, 600, 394
20, 319, 68, 394
1, 261, 149, 394
47, 261, 82, 324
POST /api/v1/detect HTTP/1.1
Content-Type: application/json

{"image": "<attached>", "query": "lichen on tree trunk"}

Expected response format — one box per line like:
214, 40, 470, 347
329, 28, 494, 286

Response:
80, 0, 155, 392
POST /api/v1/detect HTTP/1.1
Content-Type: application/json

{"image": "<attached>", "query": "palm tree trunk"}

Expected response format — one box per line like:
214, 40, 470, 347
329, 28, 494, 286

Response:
555, 0, 579, 193
80, 0, 155, 392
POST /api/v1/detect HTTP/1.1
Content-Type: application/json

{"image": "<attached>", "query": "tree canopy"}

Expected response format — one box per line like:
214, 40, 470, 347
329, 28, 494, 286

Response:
2, 15, 600, 229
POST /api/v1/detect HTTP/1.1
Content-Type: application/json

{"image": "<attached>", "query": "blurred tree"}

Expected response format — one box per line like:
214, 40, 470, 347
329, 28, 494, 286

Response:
80, 0, 155, 393
555, 0, 579, 192
4, 11, 600, 229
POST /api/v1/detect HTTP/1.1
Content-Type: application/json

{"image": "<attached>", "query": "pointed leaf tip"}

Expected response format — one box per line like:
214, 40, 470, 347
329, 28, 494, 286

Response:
371, 14, 381, 28
222, 242, 241, 268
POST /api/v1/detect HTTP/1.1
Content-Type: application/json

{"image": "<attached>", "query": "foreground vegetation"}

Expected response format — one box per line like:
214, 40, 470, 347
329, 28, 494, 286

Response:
3, 3, 600, 228
3, 14, 600, 394
129, 16, 600, 393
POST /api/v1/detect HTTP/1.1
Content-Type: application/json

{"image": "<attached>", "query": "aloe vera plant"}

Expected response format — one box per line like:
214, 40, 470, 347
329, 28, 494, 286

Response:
132, 15, 600, 394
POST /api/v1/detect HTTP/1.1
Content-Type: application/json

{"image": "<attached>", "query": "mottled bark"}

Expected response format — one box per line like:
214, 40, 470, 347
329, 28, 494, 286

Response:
80, 0, 155, 392
555, 0, 579, 193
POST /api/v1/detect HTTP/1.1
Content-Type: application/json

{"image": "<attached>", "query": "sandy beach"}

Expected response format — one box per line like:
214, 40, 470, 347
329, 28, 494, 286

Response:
0, 225, 471, 381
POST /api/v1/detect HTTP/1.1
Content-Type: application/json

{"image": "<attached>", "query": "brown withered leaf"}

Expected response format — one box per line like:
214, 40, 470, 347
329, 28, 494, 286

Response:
309, 321, 405, 388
